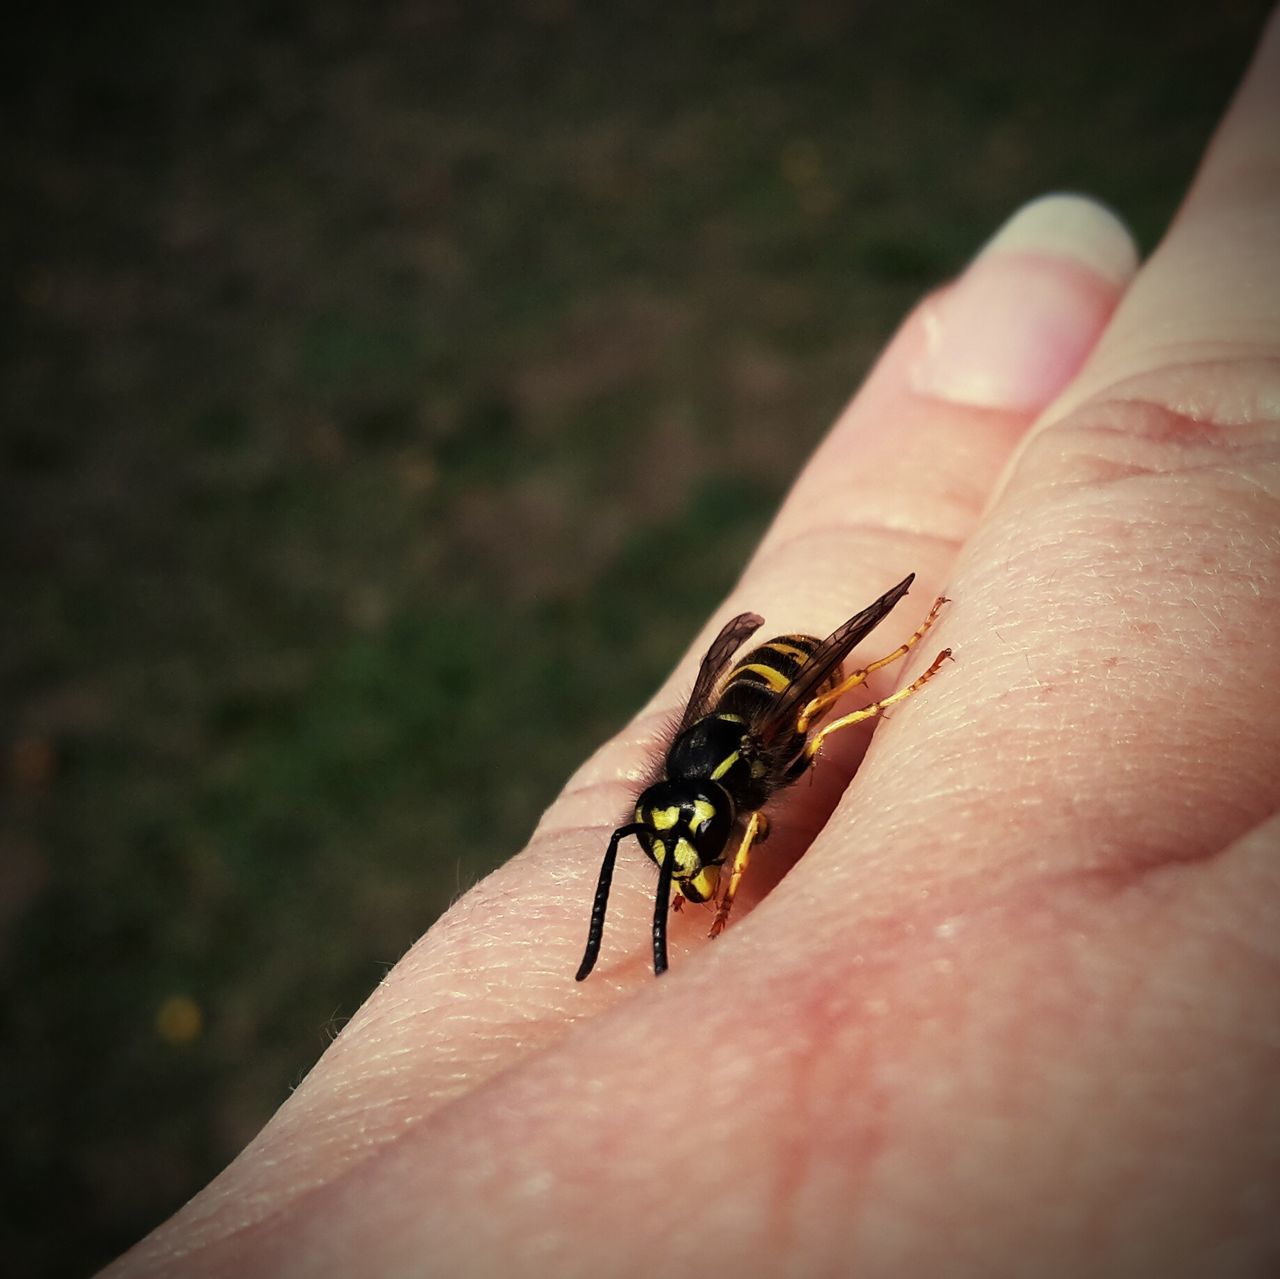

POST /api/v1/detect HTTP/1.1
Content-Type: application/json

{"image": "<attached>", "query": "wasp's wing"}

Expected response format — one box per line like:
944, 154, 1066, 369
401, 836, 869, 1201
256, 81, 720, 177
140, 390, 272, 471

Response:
675, 611, 765, 734
756, 574, 915, 744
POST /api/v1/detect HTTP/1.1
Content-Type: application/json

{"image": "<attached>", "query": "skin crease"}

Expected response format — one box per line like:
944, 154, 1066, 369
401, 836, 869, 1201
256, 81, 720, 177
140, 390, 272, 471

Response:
107, 12, 1280, 1279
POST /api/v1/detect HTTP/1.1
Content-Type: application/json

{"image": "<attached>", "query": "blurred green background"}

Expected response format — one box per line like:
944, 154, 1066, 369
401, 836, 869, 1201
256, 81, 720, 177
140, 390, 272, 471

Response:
1, 1, 1270, 1273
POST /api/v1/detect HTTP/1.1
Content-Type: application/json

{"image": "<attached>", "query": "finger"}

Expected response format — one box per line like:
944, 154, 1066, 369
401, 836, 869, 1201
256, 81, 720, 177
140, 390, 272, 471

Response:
1035, 5, 1280, 423
108, 197, 1139, 1272
725, 192, 1138, 612
790, 10, 1280, 937
757, 193, 1138, 568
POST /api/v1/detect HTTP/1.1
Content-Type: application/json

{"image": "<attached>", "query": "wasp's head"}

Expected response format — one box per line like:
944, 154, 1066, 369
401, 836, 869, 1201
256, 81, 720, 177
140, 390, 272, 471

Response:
575, 780, 736, 983
633, 778, 734, 902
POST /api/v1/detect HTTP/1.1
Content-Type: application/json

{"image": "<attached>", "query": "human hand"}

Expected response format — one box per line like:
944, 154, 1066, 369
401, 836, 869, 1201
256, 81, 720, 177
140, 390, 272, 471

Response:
108, 13, 1280, 1277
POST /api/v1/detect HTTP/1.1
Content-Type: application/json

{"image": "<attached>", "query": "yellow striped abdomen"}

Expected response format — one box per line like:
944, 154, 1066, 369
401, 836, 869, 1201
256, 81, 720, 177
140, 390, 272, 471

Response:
718, 633, 839, 716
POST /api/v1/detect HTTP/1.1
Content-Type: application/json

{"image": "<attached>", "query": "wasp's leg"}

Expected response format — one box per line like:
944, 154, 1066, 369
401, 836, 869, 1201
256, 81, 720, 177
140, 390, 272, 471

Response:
805, 647, 952, 761
797, 596, 949, 732
671, 893, 685, 913
709, 810, 769, 939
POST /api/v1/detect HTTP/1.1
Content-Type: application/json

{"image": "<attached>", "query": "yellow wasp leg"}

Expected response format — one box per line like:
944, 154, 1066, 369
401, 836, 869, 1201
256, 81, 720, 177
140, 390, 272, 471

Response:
797, 595, 949, 732
709, 810, 769, 938
805, 646, 952, 761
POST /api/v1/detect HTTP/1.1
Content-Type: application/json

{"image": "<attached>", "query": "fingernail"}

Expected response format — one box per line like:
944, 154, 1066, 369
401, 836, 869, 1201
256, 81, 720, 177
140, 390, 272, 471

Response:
912, 193, 1138, 412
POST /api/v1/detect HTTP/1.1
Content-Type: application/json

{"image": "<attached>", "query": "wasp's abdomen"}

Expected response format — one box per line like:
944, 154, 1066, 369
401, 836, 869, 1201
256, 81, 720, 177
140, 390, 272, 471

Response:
716, 633, 836, 718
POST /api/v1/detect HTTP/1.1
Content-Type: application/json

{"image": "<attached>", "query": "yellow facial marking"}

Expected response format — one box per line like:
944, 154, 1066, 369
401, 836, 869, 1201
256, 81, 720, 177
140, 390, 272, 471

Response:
672, 837, 698, 875
651, 805, 681, 831
691, 797, 718, 831
686, 864, 721, 901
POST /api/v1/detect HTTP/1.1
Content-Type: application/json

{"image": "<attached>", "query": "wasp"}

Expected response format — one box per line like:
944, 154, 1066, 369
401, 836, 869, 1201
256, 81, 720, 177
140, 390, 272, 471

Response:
575, 574, 949, 980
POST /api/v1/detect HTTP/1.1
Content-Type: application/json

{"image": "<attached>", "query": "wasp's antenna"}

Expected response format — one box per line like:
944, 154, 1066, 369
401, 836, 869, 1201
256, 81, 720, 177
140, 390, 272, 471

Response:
576, 823, 646, 981
652, 841, 676, 976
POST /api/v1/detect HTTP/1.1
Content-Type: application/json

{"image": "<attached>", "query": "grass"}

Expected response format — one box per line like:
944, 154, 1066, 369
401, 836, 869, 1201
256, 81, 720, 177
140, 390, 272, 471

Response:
1, 1, 1271, 1272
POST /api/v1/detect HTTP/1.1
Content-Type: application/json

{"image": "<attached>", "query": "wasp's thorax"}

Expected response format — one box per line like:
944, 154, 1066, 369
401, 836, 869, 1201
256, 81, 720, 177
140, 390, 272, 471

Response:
633, 776, 734, 903
668, 709, 800, 811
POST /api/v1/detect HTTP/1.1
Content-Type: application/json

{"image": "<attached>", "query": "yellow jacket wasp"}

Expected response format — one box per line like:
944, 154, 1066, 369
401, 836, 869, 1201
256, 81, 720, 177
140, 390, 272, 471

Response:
575, 573, 949, 980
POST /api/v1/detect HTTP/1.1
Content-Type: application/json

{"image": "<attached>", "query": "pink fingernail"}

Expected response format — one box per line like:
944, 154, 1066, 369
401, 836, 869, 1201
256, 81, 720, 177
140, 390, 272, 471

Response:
912, 194, 1137, 412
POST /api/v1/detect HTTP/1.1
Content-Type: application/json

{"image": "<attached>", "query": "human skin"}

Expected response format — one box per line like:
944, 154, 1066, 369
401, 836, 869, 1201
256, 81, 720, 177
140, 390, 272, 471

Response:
108, 13, 1280, 1279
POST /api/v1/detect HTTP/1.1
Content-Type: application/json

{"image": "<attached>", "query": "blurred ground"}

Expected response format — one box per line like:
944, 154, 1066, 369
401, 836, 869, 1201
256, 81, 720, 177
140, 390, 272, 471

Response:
1, 1, 1271, 1273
